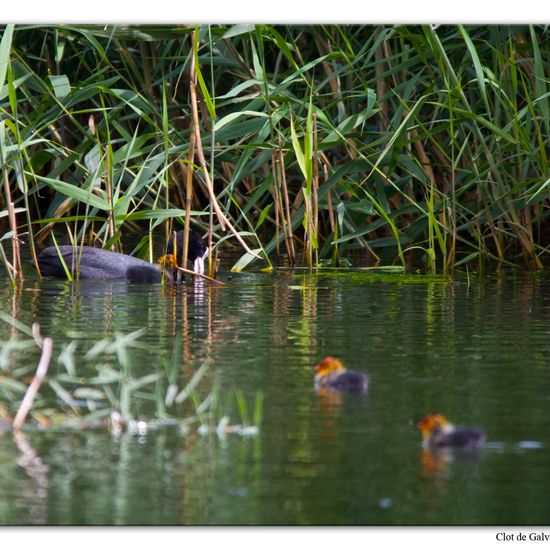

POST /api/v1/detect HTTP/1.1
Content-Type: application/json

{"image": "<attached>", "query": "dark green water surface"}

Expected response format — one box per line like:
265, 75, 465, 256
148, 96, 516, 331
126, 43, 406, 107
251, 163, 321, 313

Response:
1, 269, 550, 525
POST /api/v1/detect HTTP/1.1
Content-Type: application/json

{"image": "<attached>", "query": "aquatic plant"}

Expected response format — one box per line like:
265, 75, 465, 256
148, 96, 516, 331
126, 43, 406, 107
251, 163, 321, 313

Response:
0, 24, 549, 277
0, 315, 261, 437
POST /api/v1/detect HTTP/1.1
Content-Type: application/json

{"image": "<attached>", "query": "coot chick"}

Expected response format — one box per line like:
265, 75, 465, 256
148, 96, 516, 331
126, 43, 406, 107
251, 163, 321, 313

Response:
417, 414, 485, 449
37, 231, 206, 282
313, 356, 368, 394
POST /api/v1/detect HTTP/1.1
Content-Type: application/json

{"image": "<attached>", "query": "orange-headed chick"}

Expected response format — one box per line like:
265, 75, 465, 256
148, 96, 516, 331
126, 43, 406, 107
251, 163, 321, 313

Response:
157, 253, 178, 270
417, 414, 485, 449
314, 356, 368, 394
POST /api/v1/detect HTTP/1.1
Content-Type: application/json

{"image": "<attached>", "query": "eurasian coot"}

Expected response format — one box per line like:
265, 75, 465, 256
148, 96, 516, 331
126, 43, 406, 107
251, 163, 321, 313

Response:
313, 356, 368, 394
166, 230, 207, 276
417, 414, 485, 449
37, 230, 207, 283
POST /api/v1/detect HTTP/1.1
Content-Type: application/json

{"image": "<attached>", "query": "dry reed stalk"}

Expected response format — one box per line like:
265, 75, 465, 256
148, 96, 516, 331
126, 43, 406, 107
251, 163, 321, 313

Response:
189, 30, 260, 259
273, 152, 292, 258
323, 163, 336, 235
446, 194, 457, 271
504, 198, 541, 268
313, 114, 319, 261
175, 265, 224, 285
304, 192, 313, 268
278, 148, 296, 263
47, 123, 63, 143
410, 129, 436, 189
271, 150, 281, 255
375, 35, 389, 132
314, 31, 345, 121
140, 42, 153, 99
171, 163, 187, 209
105, 147, 116, 249
487, 173, 541, 267
182, 116, 197, 270
208, 207, 215, 278
4, 169, 22, 281
13, 333, 53, 431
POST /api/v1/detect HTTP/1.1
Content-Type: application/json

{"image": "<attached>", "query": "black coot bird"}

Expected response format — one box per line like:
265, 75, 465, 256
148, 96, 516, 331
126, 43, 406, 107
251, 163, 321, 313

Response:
37, 230, 207, 283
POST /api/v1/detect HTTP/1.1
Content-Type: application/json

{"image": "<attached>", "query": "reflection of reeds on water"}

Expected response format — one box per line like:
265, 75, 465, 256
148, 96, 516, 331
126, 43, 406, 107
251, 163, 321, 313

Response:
0, 316, 261, 439
13, 325, 52, 431
12, 430, 49, 524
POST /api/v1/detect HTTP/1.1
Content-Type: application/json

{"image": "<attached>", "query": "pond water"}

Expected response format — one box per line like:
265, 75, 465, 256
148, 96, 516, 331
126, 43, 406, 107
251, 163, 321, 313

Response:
1, 266, 550, 525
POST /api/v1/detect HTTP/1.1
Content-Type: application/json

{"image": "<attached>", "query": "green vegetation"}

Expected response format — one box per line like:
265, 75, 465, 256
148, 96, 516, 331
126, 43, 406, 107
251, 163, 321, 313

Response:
1, 24, 549, 281
0, 314, 262, 435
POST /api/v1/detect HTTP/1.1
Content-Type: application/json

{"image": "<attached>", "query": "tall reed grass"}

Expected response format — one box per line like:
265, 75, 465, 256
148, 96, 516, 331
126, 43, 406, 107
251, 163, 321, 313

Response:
0, 24, 549, 278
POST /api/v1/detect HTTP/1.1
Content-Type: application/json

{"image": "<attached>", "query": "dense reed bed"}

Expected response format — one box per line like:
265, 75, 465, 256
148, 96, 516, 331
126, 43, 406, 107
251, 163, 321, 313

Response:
0, 24, 549, 281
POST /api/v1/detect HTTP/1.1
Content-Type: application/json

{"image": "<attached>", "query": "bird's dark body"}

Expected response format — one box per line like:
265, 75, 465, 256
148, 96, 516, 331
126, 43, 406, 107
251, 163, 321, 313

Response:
330, 370, 368, 393
315, 370, 368, 394
434, 427, 485, 449
37, 246, 164, 282
36, 231, 207, 282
